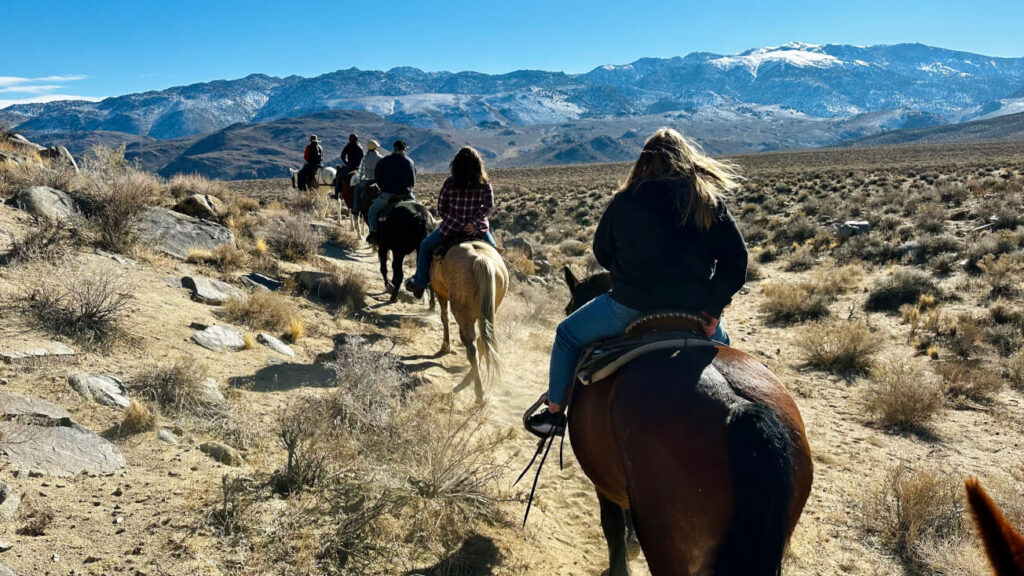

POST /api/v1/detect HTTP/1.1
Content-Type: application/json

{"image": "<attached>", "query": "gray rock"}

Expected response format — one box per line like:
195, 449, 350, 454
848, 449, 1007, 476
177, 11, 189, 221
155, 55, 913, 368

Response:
198, 378, 226, 404
0, 341, 75, 365
68, 374, 131, 409
7, 134, 45, 153
533, 257, 552, 275
181, 275, 244, 305
0, 393, 125, 477
0, 481, 20, 524
192, 325, 245, 352
199, 441, 243, 466
9, 186, 77, 221
240, 272, 282, 292
157, 429, 180, 446
39, 145, 78, 172
504, 237, 534, 259
0, 562, 17, 576
839, 220, 871, 239
173, 194, 225, 221
139, 207, 235, 260
94, 248, 136, 266
0, 151, 33, 168
257, 333, 295, 358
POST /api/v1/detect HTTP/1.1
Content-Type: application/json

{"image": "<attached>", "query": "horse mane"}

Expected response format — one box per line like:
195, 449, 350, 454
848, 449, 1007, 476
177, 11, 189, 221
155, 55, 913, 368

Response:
965, 477, 1024, 576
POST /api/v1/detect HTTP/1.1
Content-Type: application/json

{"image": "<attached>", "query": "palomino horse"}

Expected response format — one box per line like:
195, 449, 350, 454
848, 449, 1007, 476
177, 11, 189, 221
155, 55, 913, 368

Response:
289, 166, 338, 219
562, 267, 813, 576
965, 477, 1024, 576
429, 242, 509, 401
375, 200, 432, 303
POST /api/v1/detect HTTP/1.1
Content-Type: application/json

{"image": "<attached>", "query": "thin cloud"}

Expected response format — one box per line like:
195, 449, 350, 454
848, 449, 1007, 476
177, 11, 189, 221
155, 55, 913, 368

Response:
0, 85, 63, 94
0, 75, 88, 87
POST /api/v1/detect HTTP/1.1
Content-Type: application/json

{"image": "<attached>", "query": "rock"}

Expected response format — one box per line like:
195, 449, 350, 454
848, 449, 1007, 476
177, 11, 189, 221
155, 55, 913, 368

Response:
94, 248, 136, 266
172, 194, 225, 221
38, 145, 78, 172
257, 333, 295, 358
199, 442, 243, 466
0, 541, 11, 552
197, 379, 226, 404
839, 220, 870, 239
293, 271, 333, 292
240, 272, 282, 292
139, 207, 235, 260
0, 562, 17, 576
0, 481, 21, 523
68, 374, 130, 408
192, 325, 245, 352
7, 134, 45, 153
157, 429, 179, 446
0, 341, 75, 365
895, 242, 921, 260
533, 257, 552, 275
0, 151, 34, 168
181, 275, 244, 305
504, 237, 534, 259
0, 392, 125, 477
8, 186, 77, 221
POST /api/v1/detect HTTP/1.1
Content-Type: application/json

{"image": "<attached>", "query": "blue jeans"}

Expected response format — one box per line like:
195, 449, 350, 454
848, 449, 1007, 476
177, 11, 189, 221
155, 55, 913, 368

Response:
411, 228, 497, 288
367, 193, 392, 233
547, 293, 730, 406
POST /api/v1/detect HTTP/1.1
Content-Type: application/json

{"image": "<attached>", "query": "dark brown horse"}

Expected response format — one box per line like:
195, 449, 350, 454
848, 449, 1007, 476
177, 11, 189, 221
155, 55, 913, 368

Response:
965, 477, 1024, 576
334, 167, 360, 232
562, 267, 813, 576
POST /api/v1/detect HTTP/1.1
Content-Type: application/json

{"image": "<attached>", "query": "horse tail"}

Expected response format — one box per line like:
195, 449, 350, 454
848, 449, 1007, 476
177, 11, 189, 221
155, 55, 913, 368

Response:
474, 255, 503, 381
965, 477, 1024, 576
715, 402, 794, 576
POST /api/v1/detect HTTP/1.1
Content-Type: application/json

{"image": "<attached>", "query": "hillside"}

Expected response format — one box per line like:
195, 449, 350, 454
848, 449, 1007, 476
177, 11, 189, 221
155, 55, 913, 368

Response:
850, 111, 1024, 146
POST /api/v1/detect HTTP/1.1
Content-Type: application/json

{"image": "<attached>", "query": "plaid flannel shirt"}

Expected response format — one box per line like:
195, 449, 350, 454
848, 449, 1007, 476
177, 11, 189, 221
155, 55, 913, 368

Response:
437, 176, 493, 238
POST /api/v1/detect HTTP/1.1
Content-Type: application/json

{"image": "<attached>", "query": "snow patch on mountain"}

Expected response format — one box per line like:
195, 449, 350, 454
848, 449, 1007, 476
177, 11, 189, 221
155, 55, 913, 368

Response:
710, 43, 845, 75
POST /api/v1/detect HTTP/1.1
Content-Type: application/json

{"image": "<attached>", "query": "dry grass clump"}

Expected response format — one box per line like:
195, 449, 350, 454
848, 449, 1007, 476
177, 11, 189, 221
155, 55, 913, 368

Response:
121, 399, 159, 433
864, 356, 944, 432
16, 495, 55, 537
266, 214, 323, 261
295, 266, 367, 312
866, 267, 939, 312
976, 253, 1023, 297
504, 248, 536, 277
0, 160, 80, 198
933, 360, 1004, 403
74, 146, 161, 253
795, 319, 882, 374
186, 243, 248, 272
222, 291, 300, 332
284, 317, 305, 343
131, 357, 222, 419
1008, 350, 1024, 391
21, 261, 132, 345
167, 173, 228, 200
1, 218, 83, 264
862, 464, 966, 572
761, 279, 831, 323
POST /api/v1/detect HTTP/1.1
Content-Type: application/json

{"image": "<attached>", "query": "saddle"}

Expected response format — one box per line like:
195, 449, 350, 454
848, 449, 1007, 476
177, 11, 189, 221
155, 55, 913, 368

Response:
574, 311, 719, 386
433, 232, 486, 260
376, 194, 415, 224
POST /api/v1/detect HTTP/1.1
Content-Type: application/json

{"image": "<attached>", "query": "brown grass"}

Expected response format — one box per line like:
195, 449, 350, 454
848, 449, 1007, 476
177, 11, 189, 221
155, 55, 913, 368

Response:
866, 268, 939, 312
222, 291, 301, 332
131, 357, 222, 419
265, 214, 323, 261
761, 279, 831, 323
934, 360, 1004, 403
795, 319, 882, 374
121, 399, 159, 433
864, 356, 944, 431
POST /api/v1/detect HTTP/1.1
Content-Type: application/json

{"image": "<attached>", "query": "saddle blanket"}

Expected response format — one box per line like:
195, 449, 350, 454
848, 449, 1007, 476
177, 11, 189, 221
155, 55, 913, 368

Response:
575, 330, 718, 386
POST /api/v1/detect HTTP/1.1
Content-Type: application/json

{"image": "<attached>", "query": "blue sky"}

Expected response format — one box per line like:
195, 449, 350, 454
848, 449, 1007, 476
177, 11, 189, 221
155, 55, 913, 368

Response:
3, 0, 1024, 107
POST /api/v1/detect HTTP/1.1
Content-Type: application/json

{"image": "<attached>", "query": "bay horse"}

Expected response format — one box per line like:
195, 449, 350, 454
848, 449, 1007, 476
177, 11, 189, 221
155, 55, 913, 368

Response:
562, 267, 813, 576
376, 200, 433, 303
334, 167, 361, 233
430, 242, 509, 401
965, 477, 1024, 576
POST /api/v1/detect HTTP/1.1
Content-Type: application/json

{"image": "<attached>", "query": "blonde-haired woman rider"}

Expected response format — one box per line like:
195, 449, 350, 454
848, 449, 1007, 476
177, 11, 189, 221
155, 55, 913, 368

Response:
527, 127, 748, 436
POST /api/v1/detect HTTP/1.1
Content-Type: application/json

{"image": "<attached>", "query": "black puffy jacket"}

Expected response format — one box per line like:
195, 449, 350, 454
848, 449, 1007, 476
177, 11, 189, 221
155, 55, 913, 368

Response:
592, 178, 747, 317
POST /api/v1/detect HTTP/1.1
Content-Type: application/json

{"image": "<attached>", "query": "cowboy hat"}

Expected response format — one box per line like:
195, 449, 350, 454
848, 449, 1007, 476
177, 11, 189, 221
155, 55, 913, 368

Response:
309, 135, 320, 142
367, 139, 380, 151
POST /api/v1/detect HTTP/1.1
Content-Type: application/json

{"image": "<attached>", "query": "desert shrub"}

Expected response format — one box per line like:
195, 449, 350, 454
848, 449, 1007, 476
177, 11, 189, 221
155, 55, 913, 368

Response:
167, 173, 227, 200
915, 203, 947, 234
1, 218, 83, 264
276, 396, 341, 494
223, 291, 300, 332
558, 239, 588, 257
326, 225, 360, 252
977, 253, 1023, 297
862, 464, 966, 570
771, 213, 821, 246
761, 279, 831, 323
266, 214, 323, 261
22, 262, 132, 344
745, 259, 763, 281
79, 168, 161, 253
864, 356, 944, 431
16, 495, 55, 537
0, 161, 80, 198
295, 267, 367, 312
947, 312, 986, 360
504, 248, 536, 277
795, 319, 881, 374
1007, 350, 1024, 390
328, 337, 410, 432
866, 268, 938, 312
784, 245, 817, 272
986, 323, 1024, 357
964, 229, 1024, 273
121, 399, 158, 433
834, 234, 900, 264
934, 360, 1004, 403
187, 244, 248, 272
208, 474, 254, 537
132, 357, 223, 418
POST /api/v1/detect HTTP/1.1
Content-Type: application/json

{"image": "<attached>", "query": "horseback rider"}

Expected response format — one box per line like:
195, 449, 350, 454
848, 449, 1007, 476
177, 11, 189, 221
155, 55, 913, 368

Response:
526, 127, 748, 436
404, 146, 499, 299
297, 135, 323, 191
366, 140, 416, 245
340, 133, 364, 174
354, 139, 384, 215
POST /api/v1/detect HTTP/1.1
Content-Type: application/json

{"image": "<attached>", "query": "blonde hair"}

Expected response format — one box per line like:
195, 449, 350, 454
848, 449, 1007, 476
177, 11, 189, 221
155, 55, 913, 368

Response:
623, 127, 742, 230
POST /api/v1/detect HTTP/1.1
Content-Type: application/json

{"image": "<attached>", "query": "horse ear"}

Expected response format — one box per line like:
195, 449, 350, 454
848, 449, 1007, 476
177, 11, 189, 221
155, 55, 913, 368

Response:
562, 266, 578, 291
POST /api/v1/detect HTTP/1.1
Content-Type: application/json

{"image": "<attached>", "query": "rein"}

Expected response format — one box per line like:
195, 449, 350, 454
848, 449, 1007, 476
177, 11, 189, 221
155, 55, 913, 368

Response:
515, 379, 576, 528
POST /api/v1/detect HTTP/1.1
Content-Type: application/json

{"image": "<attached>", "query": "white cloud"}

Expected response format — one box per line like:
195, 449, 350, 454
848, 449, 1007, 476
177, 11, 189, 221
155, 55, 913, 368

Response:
0, 94, 103, 109
0, 75, 88, 87
0, 84, 63, 94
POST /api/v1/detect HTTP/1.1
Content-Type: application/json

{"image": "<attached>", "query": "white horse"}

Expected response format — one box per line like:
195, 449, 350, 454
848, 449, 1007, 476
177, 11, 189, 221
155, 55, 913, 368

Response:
289, 166, 338, 219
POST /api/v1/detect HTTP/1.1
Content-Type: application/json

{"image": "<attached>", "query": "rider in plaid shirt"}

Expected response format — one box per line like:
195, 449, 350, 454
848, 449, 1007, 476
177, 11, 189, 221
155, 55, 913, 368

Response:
406, 147, 499, 298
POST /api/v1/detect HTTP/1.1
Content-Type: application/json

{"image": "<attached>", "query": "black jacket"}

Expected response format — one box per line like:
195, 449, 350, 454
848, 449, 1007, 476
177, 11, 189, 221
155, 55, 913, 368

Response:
341, 142, 364, 170
375, 152, 416, 196
593, 178, 747, 317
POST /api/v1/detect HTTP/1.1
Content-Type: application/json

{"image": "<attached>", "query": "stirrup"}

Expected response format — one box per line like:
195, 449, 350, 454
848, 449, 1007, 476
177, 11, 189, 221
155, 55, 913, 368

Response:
522, 393, 550, 440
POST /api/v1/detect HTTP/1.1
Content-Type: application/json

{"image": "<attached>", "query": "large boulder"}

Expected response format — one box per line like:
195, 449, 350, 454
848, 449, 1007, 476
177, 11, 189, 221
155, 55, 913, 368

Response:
68, 374, 131, 408
0, 391, 125, 477
139, 207, 235, 260
173, 194, 225, 221
38, 145, 78, 172
8, 186, 77, 221
181, 275, 244, 305
6, 134, 45, 153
